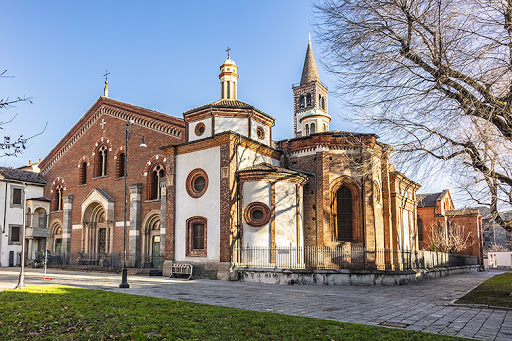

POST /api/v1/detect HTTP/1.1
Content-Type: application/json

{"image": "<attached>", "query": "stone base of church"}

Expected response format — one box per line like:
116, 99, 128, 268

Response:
234, 265, 480, 286
163, 260, 233, 280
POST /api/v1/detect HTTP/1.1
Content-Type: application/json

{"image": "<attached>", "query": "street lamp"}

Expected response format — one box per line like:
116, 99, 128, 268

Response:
120, 120, 146, 288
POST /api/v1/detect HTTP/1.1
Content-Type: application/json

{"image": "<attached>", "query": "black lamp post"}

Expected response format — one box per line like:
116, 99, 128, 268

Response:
120, 120, 146, 288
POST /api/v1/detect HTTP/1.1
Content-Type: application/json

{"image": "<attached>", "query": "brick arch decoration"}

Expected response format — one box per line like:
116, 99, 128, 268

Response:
50, 177, 66, 211
77, 156, 91, 185
113, 146, 126, 178
144, 154, 167, 200
330, 176, 363, 244
91, 137, 113, 177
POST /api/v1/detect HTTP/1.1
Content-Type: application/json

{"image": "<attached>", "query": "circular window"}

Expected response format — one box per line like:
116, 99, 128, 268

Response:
244, 202, 271, 227
256, 126, 265, 140
195, 122, 206, 137
186, 168, 209, 198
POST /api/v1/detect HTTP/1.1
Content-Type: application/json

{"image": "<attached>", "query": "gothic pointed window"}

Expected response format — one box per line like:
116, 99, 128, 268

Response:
311, 123, 316, 134
149, 164, 165, 200
306, 93, 312, 106
336, 186, 353, 242
299, 96, 305, 108
79, 162, 87, 185
417, 218, 423, 243
53, 184, 63, 211
97, 145, 108, 177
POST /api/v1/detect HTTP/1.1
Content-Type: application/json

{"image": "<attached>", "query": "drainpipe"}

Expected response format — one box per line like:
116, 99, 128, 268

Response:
2, 181, 7, 233
276, 145, 318, 248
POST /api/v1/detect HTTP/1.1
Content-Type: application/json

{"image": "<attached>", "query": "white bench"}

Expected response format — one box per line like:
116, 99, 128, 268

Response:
170, 263, 193, 280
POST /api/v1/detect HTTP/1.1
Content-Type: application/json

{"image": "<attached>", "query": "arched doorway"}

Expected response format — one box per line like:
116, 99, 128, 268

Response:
82, 202, 109, 256
142, 212, 161, 268
49, 220, 63, 255
336, 186, 353, 242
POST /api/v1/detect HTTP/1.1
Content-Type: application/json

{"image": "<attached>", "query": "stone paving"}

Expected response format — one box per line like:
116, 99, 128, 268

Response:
0, 267, 510, 340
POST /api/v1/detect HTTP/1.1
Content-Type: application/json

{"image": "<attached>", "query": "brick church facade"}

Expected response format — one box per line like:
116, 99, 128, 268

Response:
40, 39, 427, 278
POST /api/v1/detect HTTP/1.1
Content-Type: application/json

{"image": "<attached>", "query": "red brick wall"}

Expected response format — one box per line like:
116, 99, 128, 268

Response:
42, 100, 185, 255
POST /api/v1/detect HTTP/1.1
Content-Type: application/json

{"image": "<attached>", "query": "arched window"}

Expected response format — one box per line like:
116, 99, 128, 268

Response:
336, 186, 353, 242
323, 124, 327, 132
305, 124, 310, 136
187, 216, 207, 256
117, 153, 125, 178
299, 96, 305, 108
79, 162, 87, 185
34, 208, 47, 228
306, 93, 312, 106
311, 123, 316, 134
53, 185, 63, 211
97, 145, 108, 177
417, 218, 423, 242
25, 208, 31, 227
149, 164, 165, 200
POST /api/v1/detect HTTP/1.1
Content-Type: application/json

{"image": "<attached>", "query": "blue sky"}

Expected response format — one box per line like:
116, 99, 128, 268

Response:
1, 1, 452, 197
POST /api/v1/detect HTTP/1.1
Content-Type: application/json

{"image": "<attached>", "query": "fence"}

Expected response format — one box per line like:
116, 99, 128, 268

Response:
45, 253, 164, 272
233, 245, 478, 271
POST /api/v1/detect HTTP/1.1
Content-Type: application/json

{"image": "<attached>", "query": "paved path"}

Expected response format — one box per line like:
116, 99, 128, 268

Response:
0, 268, 510, 340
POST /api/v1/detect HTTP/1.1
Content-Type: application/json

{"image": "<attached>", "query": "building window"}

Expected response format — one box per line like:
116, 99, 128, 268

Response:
186, 216, 207, 257
227, 81, 231, 98
35, 208, 47, 228
195, 122, 206, 137
299, 96, 305, 108
11, 187, 22, 207
319, 95, 325, 109
149, 164, 165, 200
418, 218, 423, 242
323, 124, 327, 132
97, 145, 108, 177
8, 225, 21, 245
306, 93, 312, 106
336, 186, 353, 242
306, 124, 310, 136
311, 123, 316, 134
79, 162, 87, 185
186, 168, 209, 198
53, 184, 63, 211
244, 202, 271, 227
256, 126, 265, 140
116, 153, 125, 178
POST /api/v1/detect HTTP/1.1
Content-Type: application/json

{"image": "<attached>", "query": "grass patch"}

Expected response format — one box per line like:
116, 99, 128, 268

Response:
0, 285, 468, 340
456, 272, 512, 308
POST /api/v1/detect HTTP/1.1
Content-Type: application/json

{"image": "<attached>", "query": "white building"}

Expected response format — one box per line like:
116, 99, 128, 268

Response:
0, 167, 50, 267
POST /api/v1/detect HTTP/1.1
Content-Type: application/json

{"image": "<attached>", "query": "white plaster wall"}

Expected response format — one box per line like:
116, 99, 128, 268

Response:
489, 252, 512, 268
0, 181, 45, 267
275, 182, 297, 248
238, 146, 279, 170
242, 181, 271, 248
215, 116, 248, 136
302, 117, 329, 134
188, 118, 213, 142
175, 147, 220, 262
250, 119, 271, 146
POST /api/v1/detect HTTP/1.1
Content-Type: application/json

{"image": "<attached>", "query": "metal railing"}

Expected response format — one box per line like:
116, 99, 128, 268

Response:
233, 246, 478, 271
46, 253, 164, 272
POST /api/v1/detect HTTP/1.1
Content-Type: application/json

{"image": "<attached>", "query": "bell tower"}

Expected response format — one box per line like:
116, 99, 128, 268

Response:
292, 36, 330, 137
219, 48, 239, 100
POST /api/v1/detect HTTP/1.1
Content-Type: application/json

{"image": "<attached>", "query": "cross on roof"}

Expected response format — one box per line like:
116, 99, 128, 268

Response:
103, 69, 110, 82
226, 47, 231, 59
100, 118, 107, 130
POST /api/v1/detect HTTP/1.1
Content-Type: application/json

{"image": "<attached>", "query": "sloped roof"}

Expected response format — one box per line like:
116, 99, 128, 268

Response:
238, 162, 307, 177
183, 98, 275, 121
300, 39, 320, 85
27, 197, 51, 202
417, 190, 449, 207
0, 167, 46, 185
445, 209, 480, 216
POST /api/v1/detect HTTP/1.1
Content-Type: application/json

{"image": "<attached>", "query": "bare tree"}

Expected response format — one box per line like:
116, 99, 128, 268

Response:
0, 70, 44, 157
315, 0, 512, 231
428, 221, 472, 253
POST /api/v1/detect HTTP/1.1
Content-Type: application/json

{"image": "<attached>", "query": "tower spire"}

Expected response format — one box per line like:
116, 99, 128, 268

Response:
103, 70, 110, 98
300, 36, 320, 85
219, 53, 238, 100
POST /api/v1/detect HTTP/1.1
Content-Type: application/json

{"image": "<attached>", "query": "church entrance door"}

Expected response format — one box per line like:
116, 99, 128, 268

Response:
152, 235, 160, 268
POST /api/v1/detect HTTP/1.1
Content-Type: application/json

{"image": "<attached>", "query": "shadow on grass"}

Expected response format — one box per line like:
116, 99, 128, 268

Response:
0, 285, 468, 341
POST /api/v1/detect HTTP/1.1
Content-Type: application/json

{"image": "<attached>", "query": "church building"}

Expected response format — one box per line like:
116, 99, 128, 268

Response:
39, 38, 421, 279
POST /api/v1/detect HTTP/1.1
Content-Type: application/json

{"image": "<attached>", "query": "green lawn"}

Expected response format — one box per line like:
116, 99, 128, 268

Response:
456, 272, 512, 308
0, 285, 467, 341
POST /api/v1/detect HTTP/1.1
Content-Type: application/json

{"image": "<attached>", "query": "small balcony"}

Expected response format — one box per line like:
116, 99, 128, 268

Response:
25, 227, 49, 239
